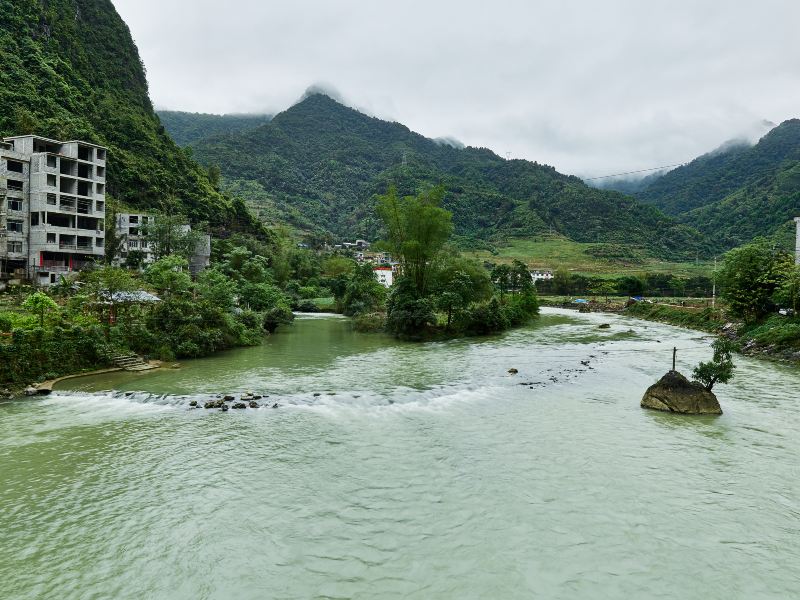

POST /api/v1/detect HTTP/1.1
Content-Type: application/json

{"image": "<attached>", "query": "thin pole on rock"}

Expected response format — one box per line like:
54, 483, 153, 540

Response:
672, 347, 677, 372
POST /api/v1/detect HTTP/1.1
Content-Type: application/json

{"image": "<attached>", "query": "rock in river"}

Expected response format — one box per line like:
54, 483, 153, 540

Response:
641, 370, 722, 415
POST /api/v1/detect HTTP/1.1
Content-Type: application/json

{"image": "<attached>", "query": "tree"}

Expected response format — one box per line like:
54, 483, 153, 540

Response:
772, 261, 800, 314
510, 260, 532, 292
718, 238, 787, 321
22, 292, 58, 328
376, 185, 453, 297
103, 199, 127, 265
491, 264, 512, 298
143, 256, 192, 298
83, 266, 138, 335
552, 268, 572, 295
143, 213, 204, 261
434, 255, 493, 328
340, 263, 387, 316
692, 337, 736, 391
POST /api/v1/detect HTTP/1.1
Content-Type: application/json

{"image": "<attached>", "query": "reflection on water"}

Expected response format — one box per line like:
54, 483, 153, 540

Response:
1, 309, 799, 599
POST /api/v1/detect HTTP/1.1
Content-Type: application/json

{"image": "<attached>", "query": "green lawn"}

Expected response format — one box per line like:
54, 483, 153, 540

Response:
463, 237, 715, 278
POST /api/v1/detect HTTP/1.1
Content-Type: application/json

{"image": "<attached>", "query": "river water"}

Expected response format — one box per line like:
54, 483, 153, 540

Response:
1, 309, 798, 599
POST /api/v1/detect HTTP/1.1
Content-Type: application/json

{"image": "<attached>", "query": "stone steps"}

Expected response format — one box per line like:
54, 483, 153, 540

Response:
112, 353, 157, 372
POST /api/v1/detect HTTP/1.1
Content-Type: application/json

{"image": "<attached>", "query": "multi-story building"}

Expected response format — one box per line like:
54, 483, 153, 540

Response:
114, 212, 211, 276
0, 135, 107, 286
116, 212, 156, 266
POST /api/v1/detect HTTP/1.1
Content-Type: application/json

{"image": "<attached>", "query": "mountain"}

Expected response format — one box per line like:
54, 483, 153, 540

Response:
0, 0, 259, 231
157, 111, 272, 146
633, 120, 800, 248
191, 93, 704, 259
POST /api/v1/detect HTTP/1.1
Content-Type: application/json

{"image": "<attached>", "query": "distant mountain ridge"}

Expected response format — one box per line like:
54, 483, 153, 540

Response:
157, 111, 272, 146
189, 93, 705, 259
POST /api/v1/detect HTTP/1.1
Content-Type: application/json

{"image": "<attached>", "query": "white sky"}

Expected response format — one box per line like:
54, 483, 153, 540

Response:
112, 0, 800, 177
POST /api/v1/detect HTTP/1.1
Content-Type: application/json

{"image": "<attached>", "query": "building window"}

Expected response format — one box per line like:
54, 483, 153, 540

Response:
96, 149, 106, 161
128, 240, 139, 249
7, 220, 23, 233
7, 179, 23, 191
96, 183, 105, 196
47, 193, 57, 205
97, 166, 105, 178
31, 213, 39, 226
129, 227, 138, 236
6, 160, 23, 173
96, 238, 104, 248
47, 174, 56, 187
7, 199, 22, 212
129, 215, 139, 224
47, 233, 56, 244
7, 241, 23, 254
47, 155, 57, 168
96, 200, 104, 212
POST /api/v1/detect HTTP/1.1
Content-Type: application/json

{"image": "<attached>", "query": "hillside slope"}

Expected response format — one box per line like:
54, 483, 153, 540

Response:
157, 111, 272, 146
0, 0, 259, 230
192, 94, 705, 259
634, 120, 800, 248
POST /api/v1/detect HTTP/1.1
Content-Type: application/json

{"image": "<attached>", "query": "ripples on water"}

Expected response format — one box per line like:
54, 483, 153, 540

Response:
1, 309, 799, 599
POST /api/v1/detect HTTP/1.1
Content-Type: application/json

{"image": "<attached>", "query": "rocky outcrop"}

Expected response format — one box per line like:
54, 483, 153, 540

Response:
641, 370, 722, 415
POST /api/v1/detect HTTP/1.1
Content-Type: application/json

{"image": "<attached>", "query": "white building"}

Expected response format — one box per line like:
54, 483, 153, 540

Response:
530, 269, 554, 282
373, 266, 394, 287
1, 135, 107, 286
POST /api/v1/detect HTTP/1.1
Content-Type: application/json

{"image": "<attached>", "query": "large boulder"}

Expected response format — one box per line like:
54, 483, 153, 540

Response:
641, 370, 722, 415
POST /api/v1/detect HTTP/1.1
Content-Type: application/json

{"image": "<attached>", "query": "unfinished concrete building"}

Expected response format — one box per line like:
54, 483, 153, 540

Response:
0, 135, 107, 286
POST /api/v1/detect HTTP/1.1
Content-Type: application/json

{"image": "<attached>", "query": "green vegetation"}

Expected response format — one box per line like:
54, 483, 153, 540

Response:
190, 93, 704, 260
692, 338, 736, 391
623, 238, 800, 362
0, 0, 260, 231
635, 120, 800, 249
156, 111, 272, 147
0, 223, 337, 384
463, 237, 715, 277
366, 187, 539, 339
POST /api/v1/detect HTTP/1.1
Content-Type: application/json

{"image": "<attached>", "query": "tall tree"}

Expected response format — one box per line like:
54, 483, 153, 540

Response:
376, 186, 453, 297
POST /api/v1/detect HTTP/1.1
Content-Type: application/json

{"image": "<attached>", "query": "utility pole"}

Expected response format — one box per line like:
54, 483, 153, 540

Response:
794, 217, 800, 265
672, 347, 677, 372
712, 256, 717, 309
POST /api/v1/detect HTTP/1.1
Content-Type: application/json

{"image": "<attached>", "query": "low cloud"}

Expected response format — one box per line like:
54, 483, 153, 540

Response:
114, 0, 800, 177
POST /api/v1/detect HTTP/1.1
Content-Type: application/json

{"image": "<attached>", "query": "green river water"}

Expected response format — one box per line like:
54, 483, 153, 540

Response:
1, 308, 799, 599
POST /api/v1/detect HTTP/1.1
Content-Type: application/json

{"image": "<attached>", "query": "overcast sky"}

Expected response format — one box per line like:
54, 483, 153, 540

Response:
112, 0, 800, 178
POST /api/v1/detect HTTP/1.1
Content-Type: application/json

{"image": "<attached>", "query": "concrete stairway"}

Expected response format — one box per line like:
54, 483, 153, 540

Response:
112, 353, 157, 372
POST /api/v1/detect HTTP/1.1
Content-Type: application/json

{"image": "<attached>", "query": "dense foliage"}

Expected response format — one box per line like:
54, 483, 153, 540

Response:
189, 93, 704, 260
0, 0, 260, 231
633, 120, 800, 250
157, 111, 272, 147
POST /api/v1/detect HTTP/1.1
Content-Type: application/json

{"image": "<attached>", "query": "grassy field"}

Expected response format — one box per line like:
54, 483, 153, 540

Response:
463, 237, 715, 278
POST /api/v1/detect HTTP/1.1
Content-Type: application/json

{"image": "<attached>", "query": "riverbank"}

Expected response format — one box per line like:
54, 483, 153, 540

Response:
540, 296, 800, 365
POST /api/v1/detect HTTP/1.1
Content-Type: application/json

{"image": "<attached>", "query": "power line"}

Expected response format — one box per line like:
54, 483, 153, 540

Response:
583, 162, 687, 181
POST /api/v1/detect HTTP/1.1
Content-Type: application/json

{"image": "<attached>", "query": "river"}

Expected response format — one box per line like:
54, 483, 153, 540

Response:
1, 309, 798, 599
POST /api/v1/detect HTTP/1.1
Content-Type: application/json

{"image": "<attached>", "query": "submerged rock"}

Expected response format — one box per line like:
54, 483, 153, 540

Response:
189, 400, 198, 407
508, 368, 518, 375
641, 370, 722, 415
223, 395, 235, 402
249, 401, 259, 409
232, 402, 247, 409
598, 324, 611, 329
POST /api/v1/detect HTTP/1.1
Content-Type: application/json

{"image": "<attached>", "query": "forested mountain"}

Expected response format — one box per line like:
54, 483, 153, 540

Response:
157, 111, 272, 146
191, 93, 704, 259
0, 0, 259, 231
633, 120, 800, 248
